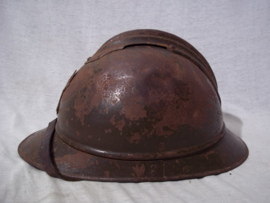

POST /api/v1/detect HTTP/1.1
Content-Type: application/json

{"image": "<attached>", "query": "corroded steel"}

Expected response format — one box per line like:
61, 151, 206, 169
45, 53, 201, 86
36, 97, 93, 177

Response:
18, 29, 248, 182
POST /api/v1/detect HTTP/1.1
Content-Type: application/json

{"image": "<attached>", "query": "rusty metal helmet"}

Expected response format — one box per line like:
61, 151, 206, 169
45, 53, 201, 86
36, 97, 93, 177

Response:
18, 29, 248, 182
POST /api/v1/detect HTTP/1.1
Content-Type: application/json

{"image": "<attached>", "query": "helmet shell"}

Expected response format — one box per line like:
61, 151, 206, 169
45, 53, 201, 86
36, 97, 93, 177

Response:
18, 29, 248, 182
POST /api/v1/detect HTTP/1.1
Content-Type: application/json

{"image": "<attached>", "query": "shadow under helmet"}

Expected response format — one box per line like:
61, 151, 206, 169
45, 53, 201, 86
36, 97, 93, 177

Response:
18, 29, 248, 182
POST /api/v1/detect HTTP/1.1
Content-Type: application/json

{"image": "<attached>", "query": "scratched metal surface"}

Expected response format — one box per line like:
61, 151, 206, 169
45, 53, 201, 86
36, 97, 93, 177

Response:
1, 0, 270, 202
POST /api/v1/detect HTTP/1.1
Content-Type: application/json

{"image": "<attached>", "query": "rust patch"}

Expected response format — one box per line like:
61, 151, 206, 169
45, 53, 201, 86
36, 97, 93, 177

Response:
115, 119, 125, 131
146, 130, 155, 138
76, 131, 80, 137
89, 161, 95, 165
204, 150, 215, 159
130, 133, 141, 144
105, 128, 112, 133
114, 162, 120, 169
132, 164, 145, 178
110, 115, 116, 125
55, 153, 92, 170
120, 100, 147, 120
104, 171, 110, 178
88, 135, 92, 139
103, 107, 108, 114
130, 59, 210, 137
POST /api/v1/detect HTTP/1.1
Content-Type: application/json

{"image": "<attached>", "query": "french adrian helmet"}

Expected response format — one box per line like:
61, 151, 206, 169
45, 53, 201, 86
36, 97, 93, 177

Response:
18, 29, 248, 182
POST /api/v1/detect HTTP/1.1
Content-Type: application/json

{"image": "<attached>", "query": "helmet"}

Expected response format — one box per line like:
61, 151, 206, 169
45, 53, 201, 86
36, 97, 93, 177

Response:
18, 29, 248, 182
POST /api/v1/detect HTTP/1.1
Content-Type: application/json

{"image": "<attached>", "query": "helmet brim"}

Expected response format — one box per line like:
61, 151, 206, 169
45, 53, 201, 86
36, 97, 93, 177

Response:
18, 122, 248, 182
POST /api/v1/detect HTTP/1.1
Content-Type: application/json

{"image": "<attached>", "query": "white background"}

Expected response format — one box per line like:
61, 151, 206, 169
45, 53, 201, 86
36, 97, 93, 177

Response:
1, 1, 270, 202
